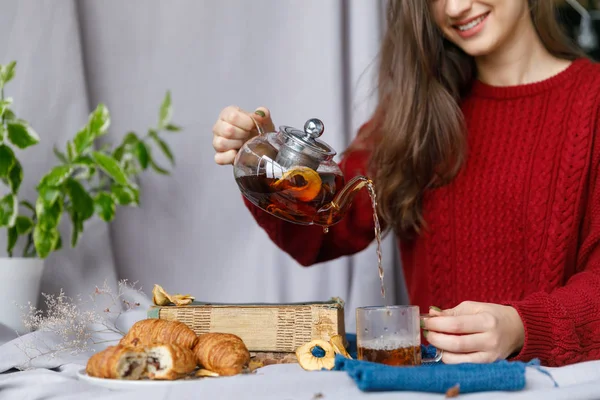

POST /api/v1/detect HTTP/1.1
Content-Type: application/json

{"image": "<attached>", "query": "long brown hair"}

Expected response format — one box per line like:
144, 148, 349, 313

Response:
356, 0, 583, 238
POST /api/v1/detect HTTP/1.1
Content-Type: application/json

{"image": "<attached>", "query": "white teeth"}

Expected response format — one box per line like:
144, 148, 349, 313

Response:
457, 14, 486, 31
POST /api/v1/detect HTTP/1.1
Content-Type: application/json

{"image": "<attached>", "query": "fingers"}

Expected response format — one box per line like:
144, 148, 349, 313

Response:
425, 330, 489, 353
213, 119, 253, 140
212, 133, 245, 152
424, 314, 490, 334
213, 105, 276, 166
214, 149, 238, 165
218, 106, 257, 133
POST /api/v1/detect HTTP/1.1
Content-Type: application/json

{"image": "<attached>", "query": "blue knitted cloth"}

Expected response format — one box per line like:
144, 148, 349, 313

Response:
335, 334, 551, 394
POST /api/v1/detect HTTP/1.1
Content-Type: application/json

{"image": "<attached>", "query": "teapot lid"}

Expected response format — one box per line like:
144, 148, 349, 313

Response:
278, 118, 336, 161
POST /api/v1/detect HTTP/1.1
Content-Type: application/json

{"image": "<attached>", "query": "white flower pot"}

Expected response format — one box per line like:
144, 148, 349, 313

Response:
0, 257, 45, 334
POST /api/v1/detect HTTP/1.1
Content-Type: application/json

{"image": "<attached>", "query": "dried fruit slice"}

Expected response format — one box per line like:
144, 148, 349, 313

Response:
295, 339, 335, 371
329, 335, 352, 359
170, 294, 194, 306
152, 284, 171, 306
271, 166, 322, 202
152, 284, 195, 306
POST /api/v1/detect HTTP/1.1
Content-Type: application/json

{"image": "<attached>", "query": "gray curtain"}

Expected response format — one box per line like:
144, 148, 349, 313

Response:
0, 0, 407, 334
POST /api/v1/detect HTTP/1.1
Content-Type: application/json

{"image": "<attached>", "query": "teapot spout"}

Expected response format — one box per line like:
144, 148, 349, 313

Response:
316, 176, 373, 226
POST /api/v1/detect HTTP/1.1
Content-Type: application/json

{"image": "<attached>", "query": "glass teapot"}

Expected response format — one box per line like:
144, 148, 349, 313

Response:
233, 117, 372, 227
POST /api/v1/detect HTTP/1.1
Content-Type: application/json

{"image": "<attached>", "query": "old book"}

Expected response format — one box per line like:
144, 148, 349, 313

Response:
147, 298, 346, 353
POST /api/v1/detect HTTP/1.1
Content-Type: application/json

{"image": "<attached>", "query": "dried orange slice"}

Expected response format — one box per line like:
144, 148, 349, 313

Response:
271, 166, 322, 202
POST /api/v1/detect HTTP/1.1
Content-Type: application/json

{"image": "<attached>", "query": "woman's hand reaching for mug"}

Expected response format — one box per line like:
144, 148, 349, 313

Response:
212, 106, 275, 165
422, 301, 525, 364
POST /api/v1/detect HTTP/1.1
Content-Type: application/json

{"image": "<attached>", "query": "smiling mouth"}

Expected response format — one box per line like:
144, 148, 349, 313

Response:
453, 12, 490, 32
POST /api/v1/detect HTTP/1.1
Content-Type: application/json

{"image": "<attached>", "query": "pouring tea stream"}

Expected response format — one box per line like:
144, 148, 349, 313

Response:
233, 118, 386, 298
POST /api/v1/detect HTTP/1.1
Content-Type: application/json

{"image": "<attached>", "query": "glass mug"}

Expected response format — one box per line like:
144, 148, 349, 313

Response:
356, 305, 443, 366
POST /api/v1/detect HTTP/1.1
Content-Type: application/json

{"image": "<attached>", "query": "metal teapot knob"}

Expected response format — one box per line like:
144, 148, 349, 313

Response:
303, 118, 324, 139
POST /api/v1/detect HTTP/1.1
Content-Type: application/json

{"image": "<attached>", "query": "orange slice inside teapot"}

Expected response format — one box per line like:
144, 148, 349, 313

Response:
271, 166, 322, 202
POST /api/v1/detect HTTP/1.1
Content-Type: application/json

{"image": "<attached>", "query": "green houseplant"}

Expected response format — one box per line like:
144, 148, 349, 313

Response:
0, 61, 181, 332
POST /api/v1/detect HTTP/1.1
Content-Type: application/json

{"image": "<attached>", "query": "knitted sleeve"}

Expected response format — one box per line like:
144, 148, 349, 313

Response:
242, 121, 378, 266
504, 127, 600, 367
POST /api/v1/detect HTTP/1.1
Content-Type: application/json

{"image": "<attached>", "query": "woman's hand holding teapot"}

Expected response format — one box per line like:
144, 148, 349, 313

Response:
212, 105, 275, 165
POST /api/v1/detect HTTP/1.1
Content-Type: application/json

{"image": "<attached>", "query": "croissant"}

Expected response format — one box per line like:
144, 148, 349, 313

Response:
120, 319, 198, 350
145, 343, 198, 380
86, 345, 147, 380
193, 333, 250, 376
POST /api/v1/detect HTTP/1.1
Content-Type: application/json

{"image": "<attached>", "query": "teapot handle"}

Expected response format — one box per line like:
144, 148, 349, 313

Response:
249, 115, 265, 136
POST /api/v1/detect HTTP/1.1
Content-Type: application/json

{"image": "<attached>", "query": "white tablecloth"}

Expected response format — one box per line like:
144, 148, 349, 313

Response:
0, 290, 598, 400
1, 353, 600, 400
0, 298, 598, 400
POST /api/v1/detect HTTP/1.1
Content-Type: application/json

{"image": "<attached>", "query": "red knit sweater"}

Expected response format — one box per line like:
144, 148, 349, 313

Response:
244, 57, 600, 367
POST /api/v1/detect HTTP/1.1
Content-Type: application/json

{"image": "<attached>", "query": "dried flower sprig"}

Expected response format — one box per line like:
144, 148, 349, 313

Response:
14, 279, 144, 369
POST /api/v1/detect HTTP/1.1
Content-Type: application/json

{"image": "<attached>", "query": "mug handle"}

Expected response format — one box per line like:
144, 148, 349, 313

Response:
422, 347, 443, 363
420, 314, 444, 363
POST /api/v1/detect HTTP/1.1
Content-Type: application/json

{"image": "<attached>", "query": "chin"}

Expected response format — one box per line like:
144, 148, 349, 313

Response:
456, 39, 499, 57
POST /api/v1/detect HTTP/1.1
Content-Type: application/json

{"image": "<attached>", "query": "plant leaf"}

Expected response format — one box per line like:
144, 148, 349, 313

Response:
54, 233, 63, 251
149, 130, 175, 165
7, 225, 17, 256
113, 145, 125, 162
67, 141, 76, 161
71, 104, 111, 156
38, 165, 74, 188
65, 178, 94, 221
0, 144, 15, 177
111, 185, 139, 206
33, 225, 59, 259
0, 61, 16, 87
0, 194, 18, 227
8, 159, 22, 193
15, 215, 33, 235
7, 120, 40, 149
73, 155, 96, 166
73, 127, 93, 155
38, 186, 61, 206
68, 208, 83, 247
158, 91, 172, 129
3, 109, 15, 121
87, 103, 110, 137
36, 194, 63, 231
135, 141, 149, 169
53, 146, 69, 163
165, 123, 182, 132
149, 157, 169, 175
113, 132, 140, 162
0, 124, 5, 142
91, 151, 132, 187
0, 99, 11, 119
122, 132, 140, 146
94, 192, 116, 221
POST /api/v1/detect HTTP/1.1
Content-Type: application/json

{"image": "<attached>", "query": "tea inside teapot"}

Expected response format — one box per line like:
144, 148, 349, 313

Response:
233, 118, 352, 225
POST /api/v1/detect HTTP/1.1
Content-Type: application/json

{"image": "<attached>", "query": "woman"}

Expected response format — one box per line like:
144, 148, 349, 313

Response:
212, 0, 600, 367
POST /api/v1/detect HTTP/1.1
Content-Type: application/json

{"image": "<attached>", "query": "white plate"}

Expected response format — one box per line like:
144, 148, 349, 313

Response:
76, 369, 207, 390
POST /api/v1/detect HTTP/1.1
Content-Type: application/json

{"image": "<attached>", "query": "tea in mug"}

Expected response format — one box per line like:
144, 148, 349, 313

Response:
356, 305, 443, 366
357, 338, 421, 366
